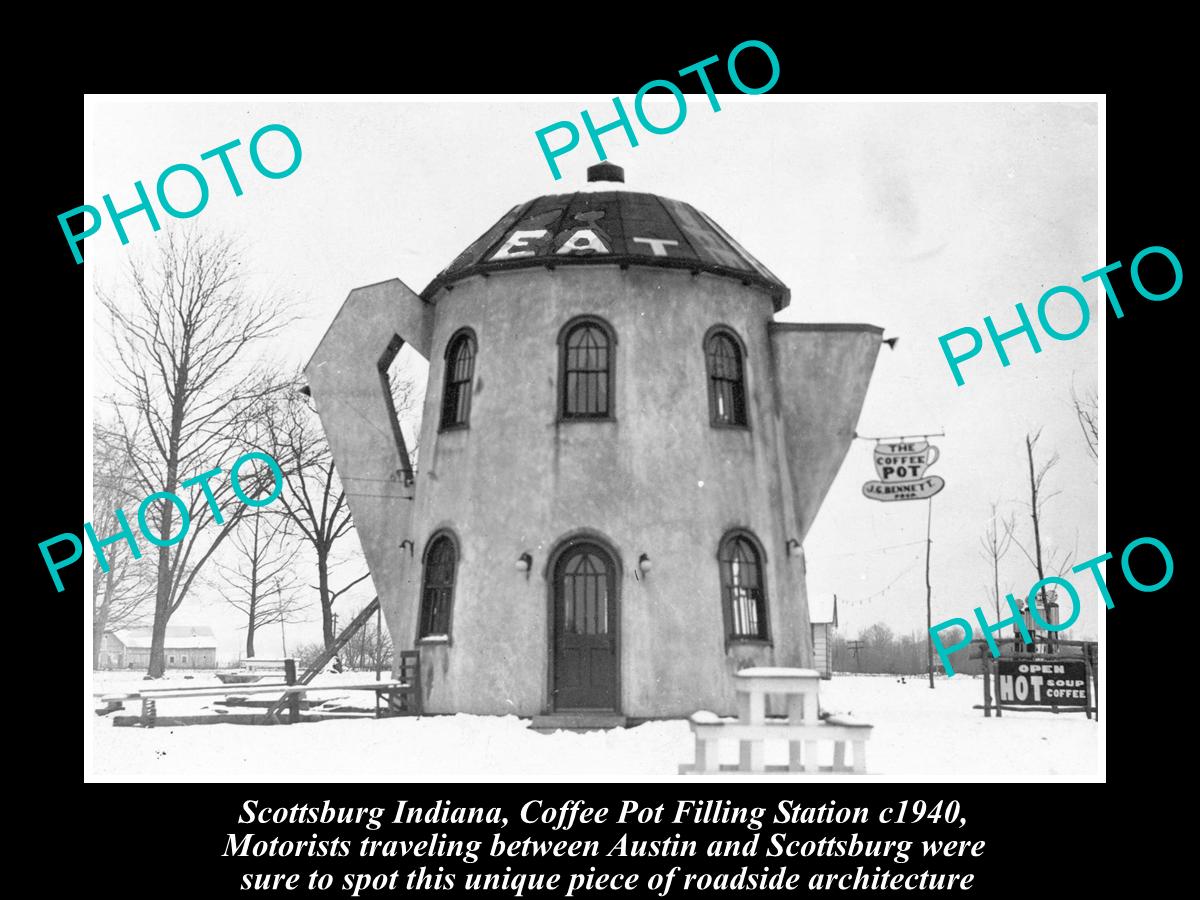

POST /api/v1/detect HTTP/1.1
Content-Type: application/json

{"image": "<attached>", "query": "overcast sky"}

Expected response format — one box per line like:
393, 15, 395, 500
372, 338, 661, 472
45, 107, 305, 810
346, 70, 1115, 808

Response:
86, 97, 1099, 661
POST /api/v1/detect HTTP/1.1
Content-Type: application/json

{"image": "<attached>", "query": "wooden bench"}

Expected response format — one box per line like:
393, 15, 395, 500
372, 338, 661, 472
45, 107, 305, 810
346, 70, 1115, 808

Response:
374, 651, 422, 717
99, 680, 415, 726
681, 711, 873, 774
95, 649, 424, 724
235, 657, 292, 680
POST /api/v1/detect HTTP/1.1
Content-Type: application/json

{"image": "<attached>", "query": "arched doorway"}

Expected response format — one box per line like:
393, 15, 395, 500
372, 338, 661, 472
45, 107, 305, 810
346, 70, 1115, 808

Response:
551, 540, 619, 711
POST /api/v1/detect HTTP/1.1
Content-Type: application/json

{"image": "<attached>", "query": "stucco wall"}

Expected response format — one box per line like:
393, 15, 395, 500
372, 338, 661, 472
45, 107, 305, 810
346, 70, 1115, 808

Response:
769, 325, 884, 543
400, 265, 813, 718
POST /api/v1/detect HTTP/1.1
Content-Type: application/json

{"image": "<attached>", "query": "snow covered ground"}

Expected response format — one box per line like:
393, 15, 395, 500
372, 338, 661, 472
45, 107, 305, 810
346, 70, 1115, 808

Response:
87, 671, 1099, 782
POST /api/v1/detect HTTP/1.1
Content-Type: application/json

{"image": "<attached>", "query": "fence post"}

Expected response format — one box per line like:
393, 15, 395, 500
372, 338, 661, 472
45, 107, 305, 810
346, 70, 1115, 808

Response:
1089, 652, 1099, 724
993, 648, 1003, 718
981, 647, 992, 717
284, 658, 300, 724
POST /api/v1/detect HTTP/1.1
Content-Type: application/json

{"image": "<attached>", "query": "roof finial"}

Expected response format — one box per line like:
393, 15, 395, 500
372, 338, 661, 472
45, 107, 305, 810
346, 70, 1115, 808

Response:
587, 161, 624, 183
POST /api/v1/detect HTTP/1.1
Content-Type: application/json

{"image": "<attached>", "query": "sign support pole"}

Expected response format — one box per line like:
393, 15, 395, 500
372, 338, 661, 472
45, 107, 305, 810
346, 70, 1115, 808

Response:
925, 496, 934, 689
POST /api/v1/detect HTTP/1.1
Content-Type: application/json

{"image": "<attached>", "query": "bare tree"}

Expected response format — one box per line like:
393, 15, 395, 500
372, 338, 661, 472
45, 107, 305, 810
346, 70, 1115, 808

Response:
1006, 429, 1077, 649
978, 500, 1016, 621
100, 227, 296, 677
341, 604, 393, 671
1071, 381, 1099, 460
92, 419, 154, 668
216, 509, 306, 658
258, 370, 419, 649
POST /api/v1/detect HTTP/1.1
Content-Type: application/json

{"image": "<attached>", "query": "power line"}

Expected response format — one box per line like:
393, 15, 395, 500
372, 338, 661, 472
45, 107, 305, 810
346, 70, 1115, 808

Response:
839, 555, 923, 606
822, 539, 927, 558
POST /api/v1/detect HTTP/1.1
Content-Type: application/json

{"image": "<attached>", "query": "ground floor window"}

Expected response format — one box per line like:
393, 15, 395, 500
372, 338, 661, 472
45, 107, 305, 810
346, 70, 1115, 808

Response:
719, 530, 769, 641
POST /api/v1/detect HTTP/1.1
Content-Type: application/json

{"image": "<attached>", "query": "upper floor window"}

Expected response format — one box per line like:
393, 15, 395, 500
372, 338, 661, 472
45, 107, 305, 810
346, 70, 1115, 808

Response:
439, 329, 476, 430
719, 530, 769, 641
705, 327, 748, 427
419, 532, 458, 639
560, 317, 615, 420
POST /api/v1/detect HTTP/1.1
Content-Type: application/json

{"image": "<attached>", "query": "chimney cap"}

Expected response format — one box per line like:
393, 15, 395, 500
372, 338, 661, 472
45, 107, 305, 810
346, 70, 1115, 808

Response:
587, 161, 625, 183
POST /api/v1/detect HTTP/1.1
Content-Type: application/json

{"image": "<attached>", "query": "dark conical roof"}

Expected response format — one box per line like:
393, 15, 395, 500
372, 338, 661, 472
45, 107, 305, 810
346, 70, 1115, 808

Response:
421, 186, 790, 310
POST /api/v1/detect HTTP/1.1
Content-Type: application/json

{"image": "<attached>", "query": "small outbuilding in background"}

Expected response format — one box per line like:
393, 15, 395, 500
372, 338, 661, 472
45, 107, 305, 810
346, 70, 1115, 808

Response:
99, 626, 218, 670
809, 594, 838, 679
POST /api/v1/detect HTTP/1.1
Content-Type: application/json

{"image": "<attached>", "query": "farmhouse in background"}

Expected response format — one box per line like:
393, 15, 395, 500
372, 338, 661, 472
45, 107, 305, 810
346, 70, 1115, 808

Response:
305, 162, 884, 724
99, 626, 218, 670
809, 594, 838, 679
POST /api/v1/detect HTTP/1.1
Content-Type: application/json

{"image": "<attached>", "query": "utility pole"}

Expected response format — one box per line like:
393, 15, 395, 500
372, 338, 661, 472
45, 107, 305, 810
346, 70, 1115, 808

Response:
847, 640, 864, 671
1024, 432, 1054, 654
925, 497, 935, 689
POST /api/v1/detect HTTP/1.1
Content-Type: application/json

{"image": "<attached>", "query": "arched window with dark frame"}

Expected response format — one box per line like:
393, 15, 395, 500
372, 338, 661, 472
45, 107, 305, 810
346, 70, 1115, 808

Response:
560, 317, 615, 419
439, 329, 476, 430
705, 328, 748, 427
719, 531, 769, 641
418, 532, 458, 639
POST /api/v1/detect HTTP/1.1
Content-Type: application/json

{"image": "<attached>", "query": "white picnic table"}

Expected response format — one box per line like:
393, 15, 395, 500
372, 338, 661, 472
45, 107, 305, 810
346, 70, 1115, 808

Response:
734, 667, 822, 770
682, 667, 873, 775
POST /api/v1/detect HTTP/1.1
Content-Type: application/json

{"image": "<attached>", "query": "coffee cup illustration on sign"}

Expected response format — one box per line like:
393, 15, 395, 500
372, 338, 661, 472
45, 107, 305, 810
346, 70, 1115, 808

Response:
874, 441, 939, 482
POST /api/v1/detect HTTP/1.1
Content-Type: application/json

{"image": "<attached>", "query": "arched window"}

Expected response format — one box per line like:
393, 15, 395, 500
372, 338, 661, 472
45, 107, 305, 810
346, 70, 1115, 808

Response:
705, 328, 748, 427
719, 531, 769, 641
560, 317, 615, 419
418, 533, 458, 639
439, 330, 476, 430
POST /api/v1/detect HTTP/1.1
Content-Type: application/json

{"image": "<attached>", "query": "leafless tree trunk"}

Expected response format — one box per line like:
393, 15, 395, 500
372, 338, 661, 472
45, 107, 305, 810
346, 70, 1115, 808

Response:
257, 371, 417, 649
100, 227, 296, 677
1006, 430, 1076, 650
978, 499, 1015, 622
216, 508, 306, 659
92, 420, 154, 668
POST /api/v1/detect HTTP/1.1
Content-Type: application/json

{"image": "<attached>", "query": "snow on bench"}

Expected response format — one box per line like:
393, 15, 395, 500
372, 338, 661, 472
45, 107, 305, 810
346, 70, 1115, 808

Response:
682, 709, 874, 775
95, 681, 411, 702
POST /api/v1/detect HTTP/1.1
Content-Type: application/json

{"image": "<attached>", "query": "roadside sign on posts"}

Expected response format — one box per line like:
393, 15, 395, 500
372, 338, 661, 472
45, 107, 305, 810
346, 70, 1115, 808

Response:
996, 658, 1090, 707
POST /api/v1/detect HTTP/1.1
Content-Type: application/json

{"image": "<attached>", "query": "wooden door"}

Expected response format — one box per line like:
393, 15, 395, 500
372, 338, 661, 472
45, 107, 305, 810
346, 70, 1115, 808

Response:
553, 543, 618, 710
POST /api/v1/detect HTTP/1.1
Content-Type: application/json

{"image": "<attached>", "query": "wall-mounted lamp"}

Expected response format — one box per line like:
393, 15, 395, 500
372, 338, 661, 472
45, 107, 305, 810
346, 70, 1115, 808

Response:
516, 552, 532, 573
638, 553, 652, 575
399, 539, 414, 556
786, 539, 802, 557
882, 336, 899, 350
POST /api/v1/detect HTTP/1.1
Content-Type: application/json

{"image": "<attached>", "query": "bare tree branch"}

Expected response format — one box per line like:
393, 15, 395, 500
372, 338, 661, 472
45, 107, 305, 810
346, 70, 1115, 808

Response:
99, 224, 300, 677
248, 365, 418, 649
1070, 379, 1099, 461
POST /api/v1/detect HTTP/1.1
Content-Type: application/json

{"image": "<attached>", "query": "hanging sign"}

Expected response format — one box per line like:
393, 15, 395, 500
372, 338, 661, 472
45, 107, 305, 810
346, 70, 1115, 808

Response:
874, 441, 939, 481
863, 441, 945, 502
862, 475, 945, 502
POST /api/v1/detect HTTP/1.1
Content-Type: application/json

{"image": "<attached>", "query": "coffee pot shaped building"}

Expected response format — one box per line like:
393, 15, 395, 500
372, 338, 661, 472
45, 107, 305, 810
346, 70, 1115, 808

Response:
304, 163, 884, 719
